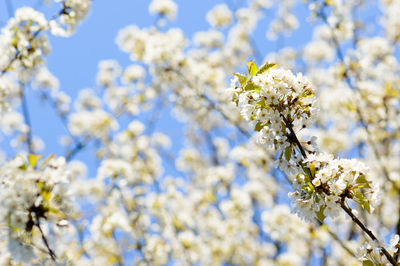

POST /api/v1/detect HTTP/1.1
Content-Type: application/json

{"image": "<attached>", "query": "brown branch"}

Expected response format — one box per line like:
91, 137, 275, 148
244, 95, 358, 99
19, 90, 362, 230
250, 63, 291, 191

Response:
35, 216, 57, 262
340, 201, 397, 265
282, 107, 396, 265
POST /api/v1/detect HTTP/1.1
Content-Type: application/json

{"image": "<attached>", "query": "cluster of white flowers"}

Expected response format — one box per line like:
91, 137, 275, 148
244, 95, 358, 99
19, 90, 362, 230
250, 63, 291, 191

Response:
251, 0, 273, 9
230, 62, 316, 152
206, 4, 233, 28
96, 59, 122, 87
266, 0, 298, 40
97, 120, 165, 185
193, 29, 225, 48
381, 0, 400, 42
1, 0, 400, 264
116, 26, 186, 65
0, 7, 49, 71
49, 0, 91, 37
32, 67, 60, 91
0, 155, 71, 262
0, 2, 91, 122
262, 205, 310, 242
290, 153, 379, 222
308, 0, 356, 41
303, 40, 334, 63
148, 0, 178, 21
121, 64, 146, 84
0, 75, 19, 112
68, 109, 119, 139
358, 235, 400, 265
230, 61, 381, 226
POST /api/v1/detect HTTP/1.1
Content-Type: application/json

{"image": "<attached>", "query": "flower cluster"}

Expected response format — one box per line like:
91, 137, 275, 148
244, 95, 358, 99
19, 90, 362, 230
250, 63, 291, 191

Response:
206, 4, 233, 28
68, 108, 119, 139
290, 153, 379, 222
49, 0, 91, 37
2, 0, 400, 265
0, 155, 71, 262
229, 62, 316, 152
149, 0, 178, 21
0, 7, 49, 71
358, 235, 400, 265
116, 26, 186, 65
381, 0, 400, 42
230, 61, 380, 224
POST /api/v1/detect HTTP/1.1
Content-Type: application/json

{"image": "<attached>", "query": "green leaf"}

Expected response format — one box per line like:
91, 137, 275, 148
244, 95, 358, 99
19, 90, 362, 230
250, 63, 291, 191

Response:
19, 162, 28, 171
28, 154, 42, 168
300, 90, 315, 98
254, 121, 264, 132
256, 99, 267, 108
247, 60, 258, 76
355, 174, 371, 189
36, 181, 52, 203
234, 73, 247, 86
300, 163, 312, 183
244, 82, 256, 91
309, 161, 316, 178
284, 146, 292, 161
316, 205, 326, 222
362, 260, 374, 266
353, 189, 371, 213
257, 62, 278, 75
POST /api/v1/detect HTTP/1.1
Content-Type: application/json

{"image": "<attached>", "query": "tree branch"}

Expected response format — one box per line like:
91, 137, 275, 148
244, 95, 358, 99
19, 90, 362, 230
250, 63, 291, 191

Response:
35, 216, 56, 262
20, 84, 34, 153
340, 201, 397, 265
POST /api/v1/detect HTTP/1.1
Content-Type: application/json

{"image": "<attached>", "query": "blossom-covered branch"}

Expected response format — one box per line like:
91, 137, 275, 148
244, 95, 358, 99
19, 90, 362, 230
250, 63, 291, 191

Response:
230, 61, 398, 265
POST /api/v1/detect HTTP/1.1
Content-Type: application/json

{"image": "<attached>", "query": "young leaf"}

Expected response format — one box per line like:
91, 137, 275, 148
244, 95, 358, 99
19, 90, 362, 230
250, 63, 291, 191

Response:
362, 260, 374, 266
234, 73, 247, 86
309, 161, 316, 178
257, 62, 277, 75
284, 146, 292, 161
28, 154, 42, 168
247, 60, 258, 76
355, 174, 371, 189
353, 189, 371, 213
254, 121, 264, 132
37, 181, 51, 203
244, 82, 256, 91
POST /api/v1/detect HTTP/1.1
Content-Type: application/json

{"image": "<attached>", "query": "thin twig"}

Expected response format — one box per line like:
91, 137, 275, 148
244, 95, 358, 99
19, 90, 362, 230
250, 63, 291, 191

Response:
65, 139, 89, 162
35, 216, 57, 262
318, 221, 357, 259
20, 84, 34, 153
281, 114, 307, 158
